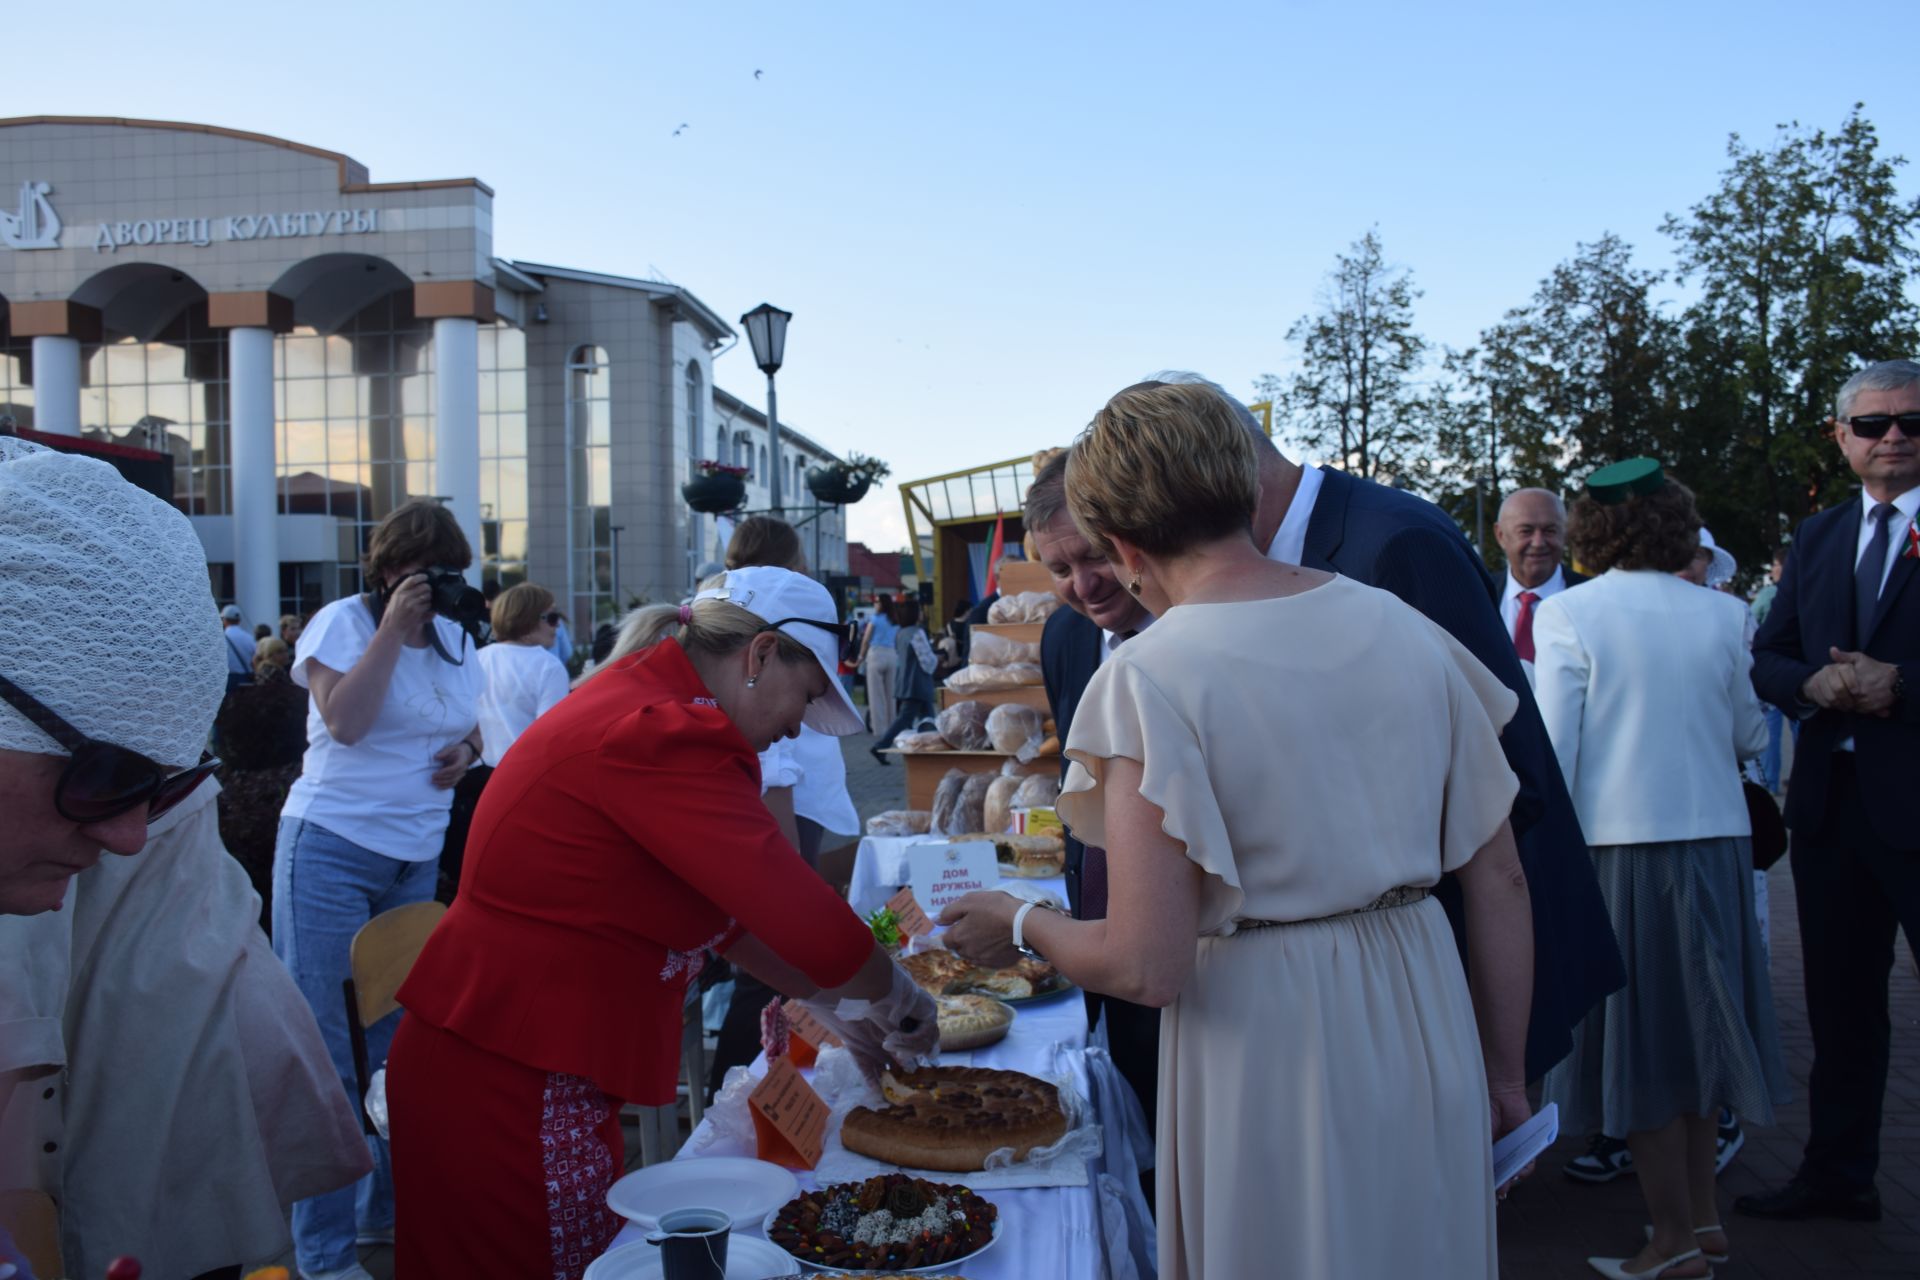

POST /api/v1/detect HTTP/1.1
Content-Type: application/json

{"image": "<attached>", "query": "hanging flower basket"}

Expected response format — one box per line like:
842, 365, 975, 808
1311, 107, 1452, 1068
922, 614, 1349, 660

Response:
806, 466, 872, 506
683, 463, 747, 514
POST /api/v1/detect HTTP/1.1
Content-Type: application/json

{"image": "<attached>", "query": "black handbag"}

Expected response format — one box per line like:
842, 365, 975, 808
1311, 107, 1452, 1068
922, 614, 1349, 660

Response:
1744, 780, 1789, 872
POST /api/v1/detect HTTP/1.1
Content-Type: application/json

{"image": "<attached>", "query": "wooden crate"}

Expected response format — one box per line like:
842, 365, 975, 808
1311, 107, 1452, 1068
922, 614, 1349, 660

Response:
970, 621, 1043, 646
998, 561, 1052, 595
898, 750, 1059, 811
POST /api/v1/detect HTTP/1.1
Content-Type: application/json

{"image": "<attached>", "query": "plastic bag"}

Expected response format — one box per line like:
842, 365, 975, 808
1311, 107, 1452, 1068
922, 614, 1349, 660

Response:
931, 768, 972, 836
986, 703, 1046, 762
894, 731, 949, 753
970, 630, 1042, 667
1012, 774, 1061, 808
988, 591, 1061, 624
866, 809, 932, 837
954, 773, 992, 835
936, 700, 993, 751
984, 774, 1023, 834
945, 662, 1044, 693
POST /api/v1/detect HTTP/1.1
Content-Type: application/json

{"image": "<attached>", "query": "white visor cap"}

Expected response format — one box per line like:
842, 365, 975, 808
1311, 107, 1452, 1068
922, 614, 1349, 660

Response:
694, 566, 865, 735
1698, 526, 1738, 588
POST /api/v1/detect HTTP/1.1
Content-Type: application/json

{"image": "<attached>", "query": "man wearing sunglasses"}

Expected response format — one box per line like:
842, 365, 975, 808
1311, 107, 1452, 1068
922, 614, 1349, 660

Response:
0, 438, 369, 1277
1743, 359, 1920, 1225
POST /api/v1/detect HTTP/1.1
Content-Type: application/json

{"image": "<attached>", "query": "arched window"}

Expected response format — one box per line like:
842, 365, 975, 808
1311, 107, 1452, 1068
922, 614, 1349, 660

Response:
714, 424, 726, 464
684, 361, 703, 477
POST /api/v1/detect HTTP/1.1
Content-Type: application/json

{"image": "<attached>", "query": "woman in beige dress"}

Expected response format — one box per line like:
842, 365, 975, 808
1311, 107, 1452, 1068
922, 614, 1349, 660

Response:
941, 381, 1536, 1279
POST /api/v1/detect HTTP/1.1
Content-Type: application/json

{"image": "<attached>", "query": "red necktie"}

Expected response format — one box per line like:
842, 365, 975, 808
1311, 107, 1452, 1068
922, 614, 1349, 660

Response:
1513, 591, 1539, 662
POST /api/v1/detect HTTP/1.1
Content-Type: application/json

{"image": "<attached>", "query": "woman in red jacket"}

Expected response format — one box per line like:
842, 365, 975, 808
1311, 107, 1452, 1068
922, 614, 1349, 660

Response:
388, 567, 936, 1279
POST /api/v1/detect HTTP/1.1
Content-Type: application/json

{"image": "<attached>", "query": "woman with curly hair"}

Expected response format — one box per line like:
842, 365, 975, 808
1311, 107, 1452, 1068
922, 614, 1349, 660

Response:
1534, 459, 1788, 1279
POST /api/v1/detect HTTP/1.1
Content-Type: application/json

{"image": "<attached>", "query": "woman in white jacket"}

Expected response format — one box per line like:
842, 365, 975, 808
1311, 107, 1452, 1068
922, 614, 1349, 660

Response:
1534, 459, 1788, 1280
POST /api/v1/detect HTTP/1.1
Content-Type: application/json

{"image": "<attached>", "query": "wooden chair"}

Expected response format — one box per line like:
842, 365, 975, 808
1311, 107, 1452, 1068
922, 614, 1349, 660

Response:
0, 1189, 61, 1279
343, 900, 447, 1133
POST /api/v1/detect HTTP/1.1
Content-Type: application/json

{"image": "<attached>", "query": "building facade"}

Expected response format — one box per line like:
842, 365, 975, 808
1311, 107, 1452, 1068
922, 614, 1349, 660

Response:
0, 116, 848, 636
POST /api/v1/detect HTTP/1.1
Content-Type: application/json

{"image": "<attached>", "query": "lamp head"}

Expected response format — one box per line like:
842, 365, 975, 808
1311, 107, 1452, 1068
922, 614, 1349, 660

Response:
740, 302, 791, 375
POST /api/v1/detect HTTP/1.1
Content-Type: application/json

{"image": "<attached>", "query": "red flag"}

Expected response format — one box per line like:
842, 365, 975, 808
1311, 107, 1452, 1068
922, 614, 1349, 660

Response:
984, 516, 1006, 595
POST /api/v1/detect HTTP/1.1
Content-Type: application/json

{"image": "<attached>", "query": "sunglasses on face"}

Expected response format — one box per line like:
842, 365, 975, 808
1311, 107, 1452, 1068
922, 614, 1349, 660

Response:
1846, 413, 1920, 440
762, 616, 855, 650
0, 672, 220, 824
541, 612, 566, 626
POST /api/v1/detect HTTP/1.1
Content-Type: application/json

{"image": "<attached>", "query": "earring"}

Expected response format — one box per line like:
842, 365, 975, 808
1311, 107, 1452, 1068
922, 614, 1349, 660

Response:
1127, 575, 1142, 595
747, 674, 758, 689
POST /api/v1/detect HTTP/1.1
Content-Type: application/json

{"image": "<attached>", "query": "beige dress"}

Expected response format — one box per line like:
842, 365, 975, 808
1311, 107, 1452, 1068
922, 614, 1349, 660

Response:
1058, 576, 1520, 1280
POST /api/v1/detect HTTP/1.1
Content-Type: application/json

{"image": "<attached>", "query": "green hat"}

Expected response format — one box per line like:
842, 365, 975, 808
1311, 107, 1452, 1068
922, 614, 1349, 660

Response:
1584, 457, 1666, 505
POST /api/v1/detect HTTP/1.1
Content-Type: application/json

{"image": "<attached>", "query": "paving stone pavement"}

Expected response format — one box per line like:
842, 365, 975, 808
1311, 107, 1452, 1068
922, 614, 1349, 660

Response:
355, 735, 1917, 1277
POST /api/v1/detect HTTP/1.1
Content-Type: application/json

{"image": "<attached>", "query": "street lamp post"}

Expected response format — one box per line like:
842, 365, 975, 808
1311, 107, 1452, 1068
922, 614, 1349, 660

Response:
740, 303, 792, 514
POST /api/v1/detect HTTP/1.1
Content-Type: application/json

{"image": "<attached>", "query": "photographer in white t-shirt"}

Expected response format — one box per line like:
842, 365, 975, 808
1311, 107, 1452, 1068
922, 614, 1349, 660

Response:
272, 498, 484, 1280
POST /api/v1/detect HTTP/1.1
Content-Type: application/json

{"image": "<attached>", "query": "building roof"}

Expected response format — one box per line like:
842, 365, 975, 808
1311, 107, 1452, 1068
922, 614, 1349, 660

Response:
507, 261, 734, 346
847, 541, 904, 589
712, 385, 842, 465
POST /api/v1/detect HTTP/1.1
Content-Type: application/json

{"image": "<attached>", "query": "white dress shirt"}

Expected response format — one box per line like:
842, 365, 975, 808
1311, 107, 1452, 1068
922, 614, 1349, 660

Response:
1263, 463, 1327, 566
1856, 485, 1920, 595
1100, 617, 1152, 664
1500, 565, 1570, 641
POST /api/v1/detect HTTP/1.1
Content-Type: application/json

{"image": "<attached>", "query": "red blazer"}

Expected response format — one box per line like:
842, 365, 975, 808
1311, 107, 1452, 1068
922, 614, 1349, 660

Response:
399, 641, 872, 1103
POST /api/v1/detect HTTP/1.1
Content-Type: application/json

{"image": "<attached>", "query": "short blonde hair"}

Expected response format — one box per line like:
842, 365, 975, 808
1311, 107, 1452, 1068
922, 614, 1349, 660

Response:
1065, 381, 1258, 558
491, 582, 555, 643
579, 598, 813, 686
253, 635, 290, 675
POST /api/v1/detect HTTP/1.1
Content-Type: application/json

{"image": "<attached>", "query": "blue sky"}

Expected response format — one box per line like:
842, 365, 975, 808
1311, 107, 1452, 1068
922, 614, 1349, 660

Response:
11, 1, 1918, 549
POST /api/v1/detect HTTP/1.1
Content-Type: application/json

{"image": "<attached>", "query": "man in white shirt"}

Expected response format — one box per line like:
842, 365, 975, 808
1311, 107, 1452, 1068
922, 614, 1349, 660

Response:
1494, 488, 1583, 673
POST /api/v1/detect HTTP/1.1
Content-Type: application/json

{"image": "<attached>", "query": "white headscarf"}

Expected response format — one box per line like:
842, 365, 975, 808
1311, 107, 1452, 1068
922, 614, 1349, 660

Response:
0, 438, 227, 767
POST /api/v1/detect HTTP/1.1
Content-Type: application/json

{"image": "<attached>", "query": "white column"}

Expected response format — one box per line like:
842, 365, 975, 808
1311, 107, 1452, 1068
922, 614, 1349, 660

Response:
29, 335, 80, 436
432, 316, 482, 585
228, 326, 279, 630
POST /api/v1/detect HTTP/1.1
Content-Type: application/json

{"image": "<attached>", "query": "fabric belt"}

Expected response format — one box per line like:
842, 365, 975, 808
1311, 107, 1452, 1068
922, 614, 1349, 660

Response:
1234, 884, 1431, 931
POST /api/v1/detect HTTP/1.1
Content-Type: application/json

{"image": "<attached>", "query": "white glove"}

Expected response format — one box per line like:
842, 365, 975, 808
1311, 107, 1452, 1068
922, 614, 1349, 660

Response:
796, 998, 894, 1087
835, 961, 940, 1068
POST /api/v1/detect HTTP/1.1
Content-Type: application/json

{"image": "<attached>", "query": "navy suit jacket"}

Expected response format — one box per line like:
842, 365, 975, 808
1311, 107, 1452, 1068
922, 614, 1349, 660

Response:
1041, 606, 1104, 915
1300, 468, 1624, 1082
1752, 496, 1920, 850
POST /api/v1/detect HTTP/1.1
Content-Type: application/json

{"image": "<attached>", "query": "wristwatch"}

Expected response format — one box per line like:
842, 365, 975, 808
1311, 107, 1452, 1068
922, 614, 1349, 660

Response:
1010, 897, 1061, 962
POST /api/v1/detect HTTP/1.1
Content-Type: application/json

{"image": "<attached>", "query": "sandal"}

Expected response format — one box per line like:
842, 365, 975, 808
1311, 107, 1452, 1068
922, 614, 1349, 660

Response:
1643, 1224, 1729, 1265
1588, 1246, 1710, 1279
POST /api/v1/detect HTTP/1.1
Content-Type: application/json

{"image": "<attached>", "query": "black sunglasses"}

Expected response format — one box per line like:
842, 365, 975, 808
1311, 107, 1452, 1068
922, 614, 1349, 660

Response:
0, 671, 220, 824
541, 611, 566, 626
763, 616, 855, 650
1846, 413, 1920, 440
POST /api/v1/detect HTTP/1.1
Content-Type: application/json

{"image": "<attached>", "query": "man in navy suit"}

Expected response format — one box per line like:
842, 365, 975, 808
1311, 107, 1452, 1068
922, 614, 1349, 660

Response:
1028, 453, 1161, 1142
1159, 371, 1624, 1086
1739, 359, 1920, 1223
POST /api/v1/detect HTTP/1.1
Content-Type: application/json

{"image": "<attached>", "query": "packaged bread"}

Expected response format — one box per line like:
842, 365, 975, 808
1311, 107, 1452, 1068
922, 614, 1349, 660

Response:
945, 662, 1044, 693
866, 810, 933, 837
955, 772, 992, 835
895, 730, 950, 753
969, 630, 1042, 667
1011, 774, 1061, 809
930, 769, 972, 836
986, 590, 1062, 624
935, 700, 993, 751
986, 703, 1046, 762
983, 773, 1023, 835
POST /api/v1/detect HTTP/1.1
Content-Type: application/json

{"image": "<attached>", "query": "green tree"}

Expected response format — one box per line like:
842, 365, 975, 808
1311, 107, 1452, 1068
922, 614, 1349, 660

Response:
1663, 104, 1920, 565
1259, 229, 1431, 482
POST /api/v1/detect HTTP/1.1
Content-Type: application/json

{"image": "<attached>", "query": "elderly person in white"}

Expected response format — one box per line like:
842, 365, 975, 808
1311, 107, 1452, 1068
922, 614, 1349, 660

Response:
1532, 457, 1788, 1280
0, 437, 367, 1278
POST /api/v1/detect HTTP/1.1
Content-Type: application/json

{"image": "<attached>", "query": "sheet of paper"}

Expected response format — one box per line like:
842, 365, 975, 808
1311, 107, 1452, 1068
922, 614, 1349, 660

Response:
750, 1054, 828, 1169
908, 840, 999, 917
782, 999, 843, 1050
1493, 1101, 1559, 1190
885, 886, 934, 937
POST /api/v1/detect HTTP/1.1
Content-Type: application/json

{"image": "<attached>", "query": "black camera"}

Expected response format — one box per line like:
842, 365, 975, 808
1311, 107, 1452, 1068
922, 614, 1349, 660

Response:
421, 567, 488, 628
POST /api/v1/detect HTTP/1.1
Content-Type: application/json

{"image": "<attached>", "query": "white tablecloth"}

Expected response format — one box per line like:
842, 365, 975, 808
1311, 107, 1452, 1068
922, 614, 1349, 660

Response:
604, 841, 1141, 1278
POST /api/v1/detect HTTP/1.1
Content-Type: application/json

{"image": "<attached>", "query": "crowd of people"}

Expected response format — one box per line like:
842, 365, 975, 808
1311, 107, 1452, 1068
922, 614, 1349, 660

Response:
0, 355, 1914, 1279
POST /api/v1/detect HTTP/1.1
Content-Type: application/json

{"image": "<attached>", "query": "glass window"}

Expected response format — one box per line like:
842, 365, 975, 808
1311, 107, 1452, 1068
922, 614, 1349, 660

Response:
567, 344, 614, 626
684, 361, 703, 477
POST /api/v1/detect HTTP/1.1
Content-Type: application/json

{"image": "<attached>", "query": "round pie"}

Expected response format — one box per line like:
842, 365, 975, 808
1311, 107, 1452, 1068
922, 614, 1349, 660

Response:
766, 1174, 996, 1272
934, 994, 1012, 1051
840, 1067, 1068, 1173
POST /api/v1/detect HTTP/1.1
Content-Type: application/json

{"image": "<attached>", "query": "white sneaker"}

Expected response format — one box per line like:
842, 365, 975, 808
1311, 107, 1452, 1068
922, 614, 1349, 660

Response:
300, 1266, 377, 1280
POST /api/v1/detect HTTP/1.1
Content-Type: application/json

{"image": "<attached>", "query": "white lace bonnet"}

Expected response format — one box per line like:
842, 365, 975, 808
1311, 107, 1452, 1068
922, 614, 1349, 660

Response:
0, 437, 227, 767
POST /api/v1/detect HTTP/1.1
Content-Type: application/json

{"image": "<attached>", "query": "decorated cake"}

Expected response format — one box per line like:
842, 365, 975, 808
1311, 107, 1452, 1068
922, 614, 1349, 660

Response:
839, 1067, 1068, 1173
767, 1174, 997, 1271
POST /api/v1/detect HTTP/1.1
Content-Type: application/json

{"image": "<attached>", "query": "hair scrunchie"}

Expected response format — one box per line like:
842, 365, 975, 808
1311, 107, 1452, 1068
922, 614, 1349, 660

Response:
678, 604, 693, 626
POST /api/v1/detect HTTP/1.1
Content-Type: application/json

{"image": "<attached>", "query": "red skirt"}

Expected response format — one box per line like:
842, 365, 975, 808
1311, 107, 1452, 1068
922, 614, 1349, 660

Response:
390, 1015, 627, 1280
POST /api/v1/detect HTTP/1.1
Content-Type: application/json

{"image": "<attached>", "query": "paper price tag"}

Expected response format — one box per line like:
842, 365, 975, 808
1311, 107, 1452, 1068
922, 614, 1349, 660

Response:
908, 840, 999, 917
749, 1055, 828, 1169
781, 998, 844, 1069
885, 886, 934, 937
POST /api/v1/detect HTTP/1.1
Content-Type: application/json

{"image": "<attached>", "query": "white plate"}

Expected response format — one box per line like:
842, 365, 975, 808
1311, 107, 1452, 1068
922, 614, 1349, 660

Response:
606, 1157, 800, 1232
585, 1234, 801, 1280
763, 1204, 1002, 1274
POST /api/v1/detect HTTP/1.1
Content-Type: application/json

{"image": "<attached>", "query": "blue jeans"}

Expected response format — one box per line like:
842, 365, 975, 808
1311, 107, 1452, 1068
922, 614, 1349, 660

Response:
273, 817, 439, 1274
